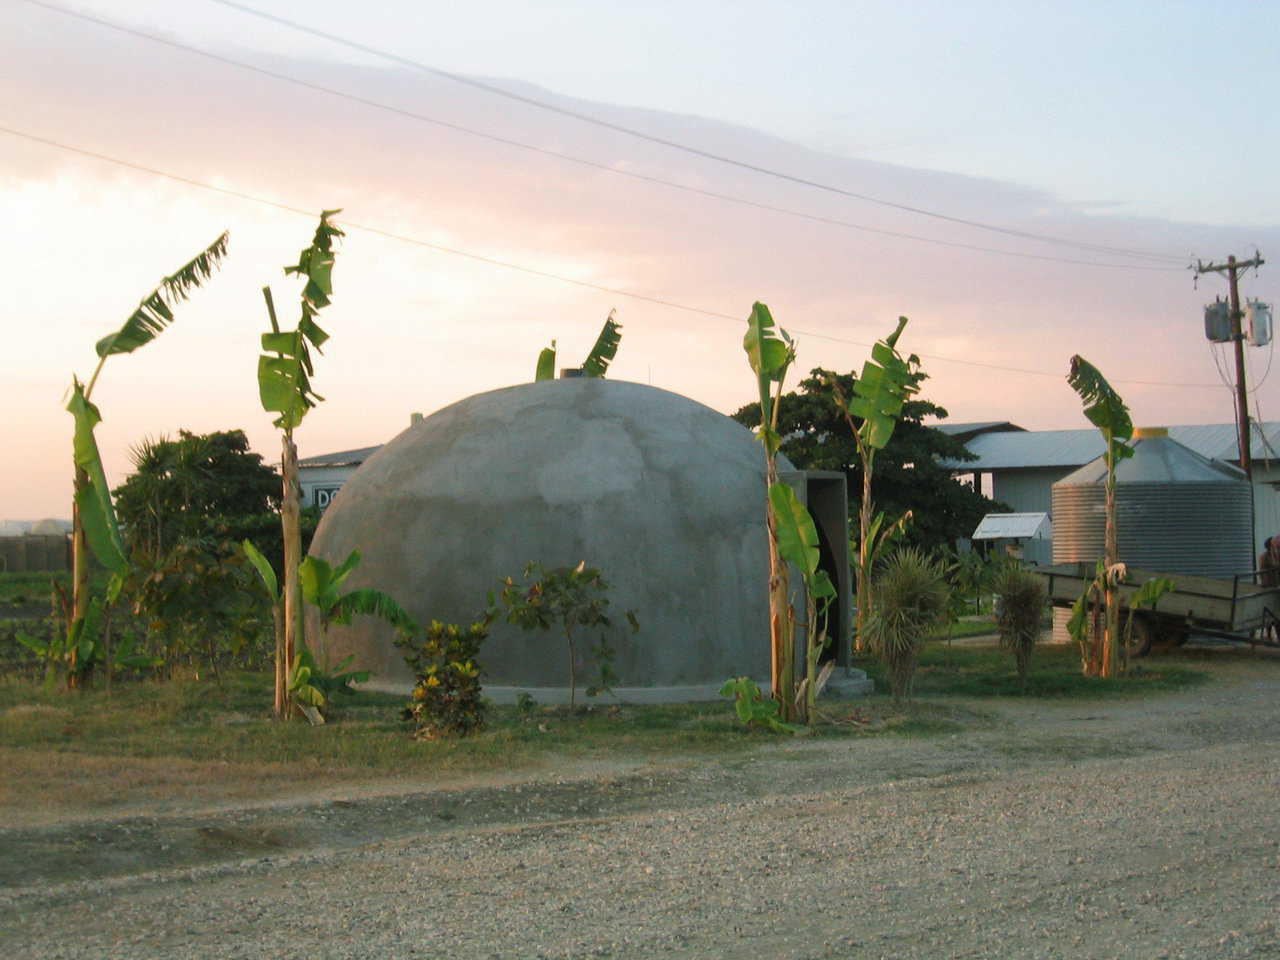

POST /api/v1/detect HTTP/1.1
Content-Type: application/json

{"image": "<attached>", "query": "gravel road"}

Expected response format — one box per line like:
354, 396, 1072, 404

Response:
5, 656, 1280, 959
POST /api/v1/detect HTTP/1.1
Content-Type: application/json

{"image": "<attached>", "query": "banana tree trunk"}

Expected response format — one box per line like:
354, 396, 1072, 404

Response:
1101, 467, 1118, 678
855, 457, 872, 654
765, 462, 796, 722
270, 599, 285, 718
278, 432, 303, 720
69, 465, 90, 690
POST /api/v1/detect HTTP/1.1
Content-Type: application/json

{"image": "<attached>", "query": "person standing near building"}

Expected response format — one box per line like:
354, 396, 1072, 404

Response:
1259, 537, 1280, 642
1260, 537, 1280, 588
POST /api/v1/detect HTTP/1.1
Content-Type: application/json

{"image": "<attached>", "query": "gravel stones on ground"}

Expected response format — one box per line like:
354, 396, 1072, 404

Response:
5, 659, 1280, 958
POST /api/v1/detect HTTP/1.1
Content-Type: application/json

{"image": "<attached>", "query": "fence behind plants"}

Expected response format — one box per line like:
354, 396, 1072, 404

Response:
0, 535, 70, 573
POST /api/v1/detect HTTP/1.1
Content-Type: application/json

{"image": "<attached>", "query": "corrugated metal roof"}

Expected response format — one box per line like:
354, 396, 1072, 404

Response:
1167, 422, 1280, 464
939, 429, 1106, 469
940, 422, 1280, 471
298, 445, 383, 468
972, 512, 1051, 540
1056, 434, 1247, 486
932, 420, 1025, 438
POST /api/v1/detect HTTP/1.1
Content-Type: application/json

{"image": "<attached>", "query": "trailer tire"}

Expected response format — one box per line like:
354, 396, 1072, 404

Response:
1125, 617, 1154, 658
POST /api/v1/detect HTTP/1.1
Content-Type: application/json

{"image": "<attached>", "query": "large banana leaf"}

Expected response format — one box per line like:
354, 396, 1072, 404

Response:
258, 212, 341, 429
94, 232, 229, 358
1067, 355, 1134, 460
768, 483, 836, 601
300, 551, 419, 635
299, 551, 362, 615
67, 380, 127, 572
257, 356, 318, 429
535, 341, 557, 381
847, 317, 916, 450
582, 312, 622, 377
742, 302, 794, 455
331, 588, 420, 634
284, 210, 344, 310
242, 539, 279, 599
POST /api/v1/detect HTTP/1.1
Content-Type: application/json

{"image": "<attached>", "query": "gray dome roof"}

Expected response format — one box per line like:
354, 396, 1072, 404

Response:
308, 378, 788, 695
1055, 433, 1246, 487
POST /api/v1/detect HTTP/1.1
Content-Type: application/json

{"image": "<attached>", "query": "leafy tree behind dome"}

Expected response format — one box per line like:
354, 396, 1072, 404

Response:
113, 429, 283, 561
731, 368, 1001, 551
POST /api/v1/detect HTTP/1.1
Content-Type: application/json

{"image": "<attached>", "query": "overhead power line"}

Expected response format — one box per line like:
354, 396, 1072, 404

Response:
21, 0, 1186, 274
207, 0, 1191, 267
0, 123, 1223, 390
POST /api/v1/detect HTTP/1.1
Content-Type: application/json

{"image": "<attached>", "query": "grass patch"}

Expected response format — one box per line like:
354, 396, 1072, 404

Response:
857, 640, 1210, 699
0, 570, 70, 605
0, 672, 916, 780
948, 617, 998, 639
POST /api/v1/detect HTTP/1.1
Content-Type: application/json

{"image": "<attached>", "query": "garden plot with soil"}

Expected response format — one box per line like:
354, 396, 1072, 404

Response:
4, 648, 1280, 959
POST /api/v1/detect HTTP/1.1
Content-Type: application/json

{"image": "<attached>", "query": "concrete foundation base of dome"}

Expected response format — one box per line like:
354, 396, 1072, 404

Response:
362, 668, 873, 704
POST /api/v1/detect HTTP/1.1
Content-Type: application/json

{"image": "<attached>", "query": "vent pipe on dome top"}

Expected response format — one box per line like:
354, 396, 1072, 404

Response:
410, 412, 423, 426
559, 368, 584, 379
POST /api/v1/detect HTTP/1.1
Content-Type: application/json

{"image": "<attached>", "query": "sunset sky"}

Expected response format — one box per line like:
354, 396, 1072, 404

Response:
4, 0, 1278, 521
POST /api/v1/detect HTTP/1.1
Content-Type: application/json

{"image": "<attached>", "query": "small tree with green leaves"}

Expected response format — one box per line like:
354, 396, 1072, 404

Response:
827, 317, 919, 654
255, 210, 343, 718
66, 232, 229, 687
498, 561, 638, 710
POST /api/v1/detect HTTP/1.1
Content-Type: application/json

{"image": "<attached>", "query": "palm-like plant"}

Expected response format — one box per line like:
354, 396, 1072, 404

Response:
255, 210, 343, 718
66, 232, 229, 687
864, 547, 950, 704
992, 564, 1047, 690
827, 317, 919, 654
742, 302, 801, 720
1066, 355, 1134, 678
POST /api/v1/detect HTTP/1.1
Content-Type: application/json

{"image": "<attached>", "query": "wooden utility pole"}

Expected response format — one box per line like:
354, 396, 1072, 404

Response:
1196, 253, 1265, 479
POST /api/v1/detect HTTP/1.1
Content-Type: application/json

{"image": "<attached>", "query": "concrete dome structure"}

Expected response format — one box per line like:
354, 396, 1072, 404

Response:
308, 378, 793, 700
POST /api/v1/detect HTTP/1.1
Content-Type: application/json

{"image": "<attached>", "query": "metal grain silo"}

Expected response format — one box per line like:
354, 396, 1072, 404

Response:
1050, 427, 1253, 641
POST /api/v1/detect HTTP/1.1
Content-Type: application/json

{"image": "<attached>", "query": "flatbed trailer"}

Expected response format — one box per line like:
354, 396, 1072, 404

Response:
1032, 561, 1280, 655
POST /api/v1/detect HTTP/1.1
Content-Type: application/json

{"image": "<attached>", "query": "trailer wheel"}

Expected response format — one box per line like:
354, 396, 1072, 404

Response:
1125, 617, 1154, 658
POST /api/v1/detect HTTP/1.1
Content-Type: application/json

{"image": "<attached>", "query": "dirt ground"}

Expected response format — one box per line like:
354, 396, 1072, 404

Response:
4, 650, 1280, 958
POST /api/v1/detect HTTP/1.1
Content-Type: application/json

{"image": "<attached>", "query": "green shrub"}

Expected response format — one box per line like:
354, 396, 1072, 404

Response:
396, 618, 493, 739
993, 564, 1047, 690
497, 561, 637, 709
864, 547, 950, 703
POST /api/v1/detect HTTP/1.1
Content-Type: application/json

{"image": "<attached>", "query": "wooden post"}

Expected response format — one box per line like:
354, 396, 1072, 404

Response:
1196, 253, 1266, 480
1226, 257, 1252, 480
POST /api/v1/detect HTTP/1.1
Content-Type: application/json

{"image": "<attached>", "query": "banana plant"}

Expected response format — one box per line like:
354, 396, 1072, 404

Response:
534, 310, 622, 380
827, 317, 919, 653
743, 301, 803, 721
299, 549, 420, 642
66, 232, 229, 687
256, 210, 343, 719
300, 550, 418, 719
242, 539, 287, 713
1066, 355, 1134, 678
769, 482, 837, 723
